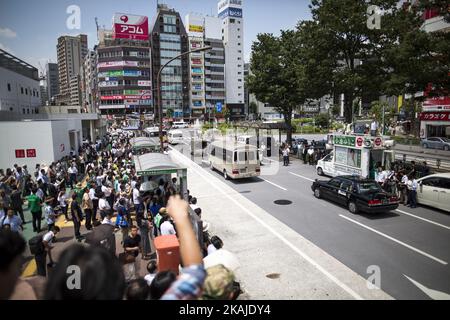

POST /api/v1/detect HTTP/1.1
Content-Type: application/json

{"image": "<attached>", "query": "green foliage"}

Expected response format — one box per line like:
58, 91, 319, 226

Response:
314, 113, 329, 128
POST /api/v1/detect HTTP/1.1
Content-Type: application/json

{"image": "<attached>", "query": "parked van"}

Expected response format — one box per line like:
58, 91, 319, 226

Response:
208, 140, 260, 180
168, 130, 184, 145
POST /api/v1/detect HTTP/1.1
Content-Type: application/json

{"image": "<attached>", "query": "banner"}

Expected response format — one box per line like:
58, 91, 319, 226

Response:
138, 80, 152, 86
419, 112, 450, 121
189, 25, 203, 33
113, 14, 149, 41
98, 61, 139, 68
99, 81, 119, 87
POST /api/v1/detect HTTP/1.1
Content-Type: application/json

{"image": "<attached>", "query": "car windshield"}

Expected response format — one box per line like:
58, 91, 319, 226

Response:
358, 182, 382, 193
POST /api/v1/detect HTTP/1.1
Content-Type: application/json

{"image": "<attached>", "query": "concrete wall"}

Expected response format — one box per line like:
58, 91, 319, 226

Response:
0, 66, 41, 114
0, 120, 82, 170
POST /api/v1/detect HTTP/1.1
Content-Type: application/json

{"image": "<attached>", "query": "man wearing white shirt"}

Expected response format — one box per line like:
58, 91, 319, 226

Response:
160, 219, 176, 236
98, 193, 111, 220
89, 183, 99, 222
370, 120, 378, 136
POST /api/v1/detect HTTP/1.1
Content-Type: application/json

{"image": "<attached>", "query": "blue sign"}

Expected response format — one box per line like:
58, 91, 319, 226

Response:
219, 7, 243, 19
216, 102, 222, 113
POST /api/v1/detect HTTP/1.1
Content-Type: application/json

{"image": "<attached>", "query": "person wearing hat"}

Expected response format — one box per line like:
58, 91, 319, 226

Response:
201, 265, 237, 300
43, 196, 57, 231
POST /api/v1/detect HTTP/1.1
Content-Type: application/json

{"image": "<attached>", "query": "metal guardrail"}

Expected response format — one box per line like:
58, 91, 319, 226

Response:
394, 152, 450, 172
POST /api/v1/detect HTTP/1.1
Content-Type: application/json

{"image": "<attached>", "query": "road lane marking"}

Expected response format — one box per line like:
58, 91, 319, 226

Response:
289, 172, 315, 182
169, 147, 364, 300
395, 209, 450, 230
404, 275, 450, 300
339, 214, 448, 265
261, 178, 287, 191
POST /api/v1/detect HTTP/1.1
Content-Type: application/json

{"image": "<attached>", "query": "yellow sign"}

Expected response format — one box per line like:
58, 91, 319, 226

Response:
397, 95, 403, 112
189, 25, 203, 33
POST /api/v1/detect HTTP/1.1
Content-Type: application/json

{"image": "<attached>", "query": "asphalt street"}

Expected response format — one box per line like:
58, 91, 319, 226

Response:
173, 130, 450, 300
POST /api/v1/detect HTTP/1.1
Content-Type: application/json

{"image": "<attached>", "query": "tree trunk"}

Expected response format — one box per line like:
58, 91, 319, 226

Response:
284, 111, 293, 145
343, 92, 354, 124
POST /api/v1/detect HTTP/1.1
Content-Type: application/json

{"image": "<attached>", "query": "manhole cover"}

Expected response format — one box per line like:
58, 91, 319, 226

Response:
274, 199, 292, 205
266, 273, 281, 279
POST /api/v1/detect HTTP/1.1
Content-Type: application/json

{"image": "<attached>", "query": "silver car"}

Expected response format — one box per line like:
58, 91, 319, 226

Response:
421, 137, 450, 151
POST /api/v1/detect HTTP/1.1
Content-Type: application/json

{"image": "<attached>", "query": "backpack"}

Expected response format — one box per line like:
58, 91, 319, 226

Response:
28, 232, 47, 255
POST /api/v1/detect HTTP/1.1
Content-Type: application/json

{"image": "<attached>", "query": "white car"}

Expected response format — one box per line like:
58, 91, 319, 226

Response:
417, 173, 450, 212
168, 130, 184, 145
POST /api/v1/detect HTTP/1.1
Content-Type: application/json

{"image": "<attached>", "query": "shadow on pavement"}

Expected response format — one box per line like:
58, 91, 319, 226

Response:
357, 211, 400, 220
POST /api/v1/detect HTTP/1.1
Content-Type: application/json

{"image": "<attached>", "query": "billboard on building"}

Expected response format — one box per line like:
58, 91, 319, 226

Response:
113, 13, 149, 41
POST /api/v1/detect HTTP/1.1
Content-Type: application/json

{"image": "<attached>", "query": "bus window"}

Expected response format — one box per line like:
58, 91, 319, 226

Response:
234, 152, 237, 163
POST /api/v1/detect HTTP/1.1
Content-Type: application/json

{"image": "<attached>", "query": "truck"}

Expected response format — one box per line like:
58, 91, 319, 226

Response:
316, 134, 395, 179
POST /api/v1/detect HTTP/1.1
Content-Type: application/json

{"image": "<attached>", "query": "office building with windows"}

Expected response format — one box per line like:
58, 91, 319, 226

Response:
56, 34, 88, 105
46, 63, 59, 105
96, 24, 152, 115
218, 0, 245, 120
150, 4, 190, 120
0, 49, 41, 115
185, 13, 206, 119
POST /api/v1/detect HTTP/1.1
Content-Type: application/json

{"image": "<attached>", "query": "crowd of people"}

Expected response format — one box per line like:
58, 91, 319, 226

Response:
374, 160, 430, 209
280, 140, 327, 167
0, 127, 241, 300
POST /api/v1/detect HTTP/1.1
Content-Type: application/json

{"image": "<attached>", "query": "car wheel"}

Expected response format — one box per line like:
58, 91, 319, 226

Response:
444, 145, 449, 151
317, 167, 324, 176
348, 201, 359, 214
314, 188, 321, 199
223, 170, 229, 180
423, 143, 428, 149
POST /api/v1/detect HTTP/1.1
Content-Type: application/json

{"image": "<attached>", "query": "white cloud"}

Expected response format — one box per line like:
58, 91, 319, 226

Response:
0, 42, 15, 55
0, 27, 17, 39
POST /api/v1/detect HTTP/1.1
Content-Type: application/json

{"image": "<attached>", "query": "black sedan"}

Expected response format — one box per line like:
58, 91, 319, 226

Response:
311, 176, 399, 214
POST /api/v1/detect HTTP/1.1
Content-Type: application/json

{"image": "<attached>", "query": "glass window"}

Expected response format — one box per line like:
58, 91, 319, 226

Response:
328, 179, 341, 188
7, 83, 11, 91
422, 178, 442, 187
439, 178, 450, 189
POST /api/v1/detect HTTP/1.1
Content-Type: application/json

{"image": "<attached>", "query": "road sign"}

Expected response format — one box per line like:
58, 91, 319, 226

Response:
216, 102, 222, 113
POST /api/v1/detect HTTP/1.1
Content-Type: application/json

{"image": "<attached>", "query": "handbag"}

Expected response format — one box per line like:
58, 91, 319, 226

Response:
119, 252, 136, 264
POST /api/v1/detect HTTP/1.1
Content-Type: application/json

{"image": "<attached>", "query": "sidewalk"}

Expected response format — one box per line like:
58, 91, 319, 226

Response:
169, 148, 393, 300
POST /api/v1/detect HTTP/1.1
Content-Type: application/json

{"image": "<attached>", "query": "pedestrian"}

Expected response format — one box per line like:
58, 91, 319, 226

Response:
307, 147, 314, 165
43, 196, 57, 231
116, 198, 130, 241
0, 208, 23, 233
10, 184, 25, 223
144, 260, 158, 286
70, 193, 83, 241
133, 183, 144, 227
57, 189, 69, 223
98, 192, 111, 220
370, 119, 378, 136
27, 187, 42, 233
140, 212, 152, 260
67, 162, 78, 189
282, 145, 290, 166
89, 182, 99, 223
82, 187, 93, 230
407, 174, 418, 209
0, 229, 26, 300
160, 215, 176, 236
123, 225, 142, 279
30, 226, 59, 277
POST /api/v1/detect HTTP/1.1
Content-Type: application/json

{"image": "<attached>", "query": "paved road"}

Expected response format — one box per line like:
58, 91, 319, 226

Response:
173, 130, 450, 300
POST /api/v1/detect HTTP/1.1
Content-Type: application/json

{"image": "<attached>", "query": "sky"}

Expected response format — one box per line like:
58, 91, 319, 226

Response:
0, 0, 312, 72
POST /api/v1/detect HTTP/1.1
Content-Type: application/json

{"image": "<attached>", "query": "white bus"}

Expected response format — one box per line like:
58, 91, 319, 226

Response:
168, 130, 184, 145
208, 140, 261, 180
172, 121, 189, 129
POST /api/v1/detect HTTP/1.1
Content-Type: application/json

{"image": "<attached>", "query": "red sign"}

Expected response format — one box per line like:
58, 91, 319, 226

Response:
113, 14, 149, 41
101, 95, 124, 100
15, 149, 25, 158
26, 149, 36, 158
356, 137, 364, 147
419, 112, 450, 121
374, 137, 382, 147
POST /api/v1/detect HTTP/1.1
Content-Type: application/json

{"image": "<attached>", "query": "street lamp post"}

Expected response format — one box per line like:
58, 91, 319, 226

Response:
156, 46, 212, 152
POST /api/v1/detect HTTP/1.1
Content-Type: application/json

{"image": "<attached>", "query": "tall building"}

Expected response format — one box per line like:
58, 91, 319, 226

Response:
69, 75, 81, 106
40, 84, 48, 106
150, 4, 190, 120
0, 49, 41, 115
218, 0, 245, 120
185, 13, 206, 119
46, 63, 59, 104
96, 14, 152, 115
80, 50, 97, 113
56, 34, 88, 105
204, 16, 226, 120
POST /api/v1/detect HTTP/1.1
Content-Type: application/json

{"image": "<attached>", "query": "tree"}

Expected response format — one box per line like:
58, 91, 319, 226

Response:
314, 113, 329, 128
166, 108, 174, 119
248, 31, 310, 143
248, 101, 258, 116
